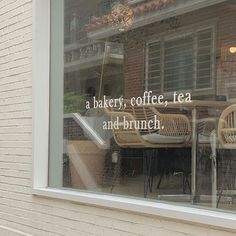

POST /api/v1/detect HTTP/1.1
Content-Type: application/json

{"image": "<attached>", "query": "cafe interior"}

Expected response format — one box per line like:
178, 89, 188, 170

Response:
63, 0, 236, 212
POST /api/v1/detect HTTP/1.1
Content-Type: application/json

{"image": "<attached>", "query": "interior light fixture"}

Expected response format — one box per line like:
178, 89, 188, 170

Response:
229, 47, 236, 54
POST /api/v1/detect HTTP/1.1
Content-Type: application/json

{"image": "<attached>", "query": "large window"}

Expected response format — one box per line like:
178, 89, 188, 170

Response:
46, 0, 236, 215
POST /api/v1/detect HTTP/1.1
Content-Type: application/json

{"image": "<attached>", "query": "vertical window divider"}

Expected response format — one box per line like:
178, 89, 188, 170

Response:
145, 42, 149, 92
160, 37, 164, 94
193, 31, 198, 90
211, 25, 217, 91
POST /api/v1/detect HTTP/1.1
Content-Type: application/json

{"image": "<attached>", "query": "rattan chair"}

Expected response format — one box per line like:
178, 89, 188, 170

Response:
215, 104, 236, 207
198, 117, 218, 144
105, 101, 191, 148
105, 101, 191, 197
218, 104, 236, 149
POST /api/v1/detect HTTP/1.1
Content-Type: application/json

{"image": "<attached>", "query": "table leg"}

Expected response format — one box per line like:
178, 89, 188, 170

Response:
211, 131, 217, 208
191, 108, 197, 203
212, 153, 217, 208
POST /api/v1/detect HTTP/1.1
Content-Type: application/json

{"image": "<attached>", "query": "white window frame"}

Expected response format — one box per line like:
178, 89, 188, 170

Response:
33, 0, 236, 230
145, 23, 216, 96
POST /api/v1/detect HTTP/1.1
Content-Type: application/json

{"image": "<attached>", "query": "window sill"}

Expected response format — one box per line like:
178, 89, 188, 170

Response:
33, 187, 236, 231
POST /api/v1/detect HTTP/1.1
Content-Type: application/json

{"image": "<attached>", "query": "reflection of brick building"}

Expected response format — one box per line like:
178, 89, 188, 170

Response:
87, 0, 236, 101
64, 0, 124, 101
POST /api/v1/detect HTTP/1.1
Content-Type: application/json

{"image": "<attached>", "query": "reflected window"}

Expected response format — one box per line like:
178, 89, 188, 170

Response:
146, 28, 214, 94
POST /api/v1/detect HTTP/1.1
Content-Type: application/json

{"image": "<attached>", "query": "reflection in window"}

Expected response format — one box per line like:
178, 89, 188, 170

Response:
146, 28, 214, 94
50, 0, 236, 213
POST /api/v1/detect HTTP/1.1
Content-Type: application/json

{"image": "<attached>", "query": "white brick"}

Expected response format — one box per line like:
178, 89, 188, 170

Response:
207, 229, 236, 236
162, 221, 208, 236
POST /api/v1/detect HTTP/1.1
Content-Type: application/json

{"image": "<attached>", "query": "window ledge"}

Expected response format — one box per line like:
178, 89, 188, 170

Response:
33, 187, 236, 231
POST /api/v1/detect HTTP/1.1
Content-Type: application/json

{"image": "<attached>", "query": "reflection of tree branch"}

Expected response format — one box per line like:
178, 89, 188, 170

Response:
86, 3, 134, 32
108, 3, 134, 29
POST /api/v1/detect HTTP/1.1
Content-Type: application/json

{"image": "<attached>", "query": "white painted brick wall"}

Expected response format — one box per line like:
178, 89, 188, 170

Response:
0, 0, 236, 236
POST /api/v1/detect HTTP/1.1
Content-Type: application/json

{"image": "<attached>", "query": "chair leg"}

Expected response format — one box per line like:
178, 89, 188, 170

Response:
186, 174, 191, 193
144, 155, 152, 197
216, 151, 232, 208
143, 154, 148, 198
182, 172, 191, 194
156, 172, 164, 189
143, 149, 157, 198
183, 173, 186, 194
149, 175, 154, 193
144, 157, 151, 198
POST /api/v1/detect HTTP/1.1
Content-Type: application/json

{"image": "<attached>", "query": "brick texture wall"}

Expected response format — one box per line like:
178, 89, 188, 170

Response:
0, 0, 236, 236
124, 38, 145, 98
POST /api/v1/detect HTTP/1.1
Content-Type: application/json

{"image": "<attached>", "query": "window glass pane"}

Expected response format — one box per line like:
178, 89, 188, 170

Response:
146, 42, 161, 94
164, 36, 193, 92
196, 29, 213, 89
50, 0, 236, 213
